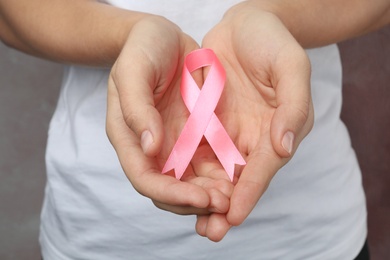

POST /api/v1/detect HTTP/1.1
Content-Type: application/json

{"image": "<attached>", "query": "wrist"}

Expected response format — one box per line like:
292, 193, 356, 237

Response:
225, 0, 390, 48
223, 1, 301, 43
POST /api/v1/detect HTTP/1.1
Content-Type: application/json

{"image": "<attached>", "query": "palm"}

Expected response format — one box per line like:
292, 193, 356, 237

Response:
200, 9, 314, 226
213, 49, 282, 180
107, 17, 233, 220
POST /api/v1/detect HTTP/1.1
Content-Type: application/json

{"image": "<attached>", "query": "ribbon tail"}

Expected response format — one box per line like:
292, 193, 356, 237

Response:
162, 103, 213, 180
205, 114, 246, 182
217, 151, 246, 182
161, 150, 189, 180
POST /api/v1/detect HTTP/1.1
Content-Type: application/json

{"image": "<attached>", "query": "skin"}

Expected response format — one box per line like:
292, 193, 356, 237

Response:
1, 0, 389, 243
106, 16, 234, 217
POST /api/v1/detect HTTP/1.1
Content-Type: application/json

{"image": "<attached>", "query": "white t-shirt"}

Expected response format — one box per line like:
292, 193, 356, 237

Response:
40, 1, 367, 259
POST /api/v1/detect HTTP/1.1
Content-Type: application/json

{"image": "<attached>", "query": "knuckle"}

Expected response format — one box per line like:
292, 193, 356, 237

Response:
122, 108, 140, 133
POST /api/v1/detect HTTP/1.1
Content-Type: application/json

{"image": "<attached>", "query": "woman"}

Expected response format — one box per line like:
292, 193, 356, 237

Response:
1, 0, 389, 259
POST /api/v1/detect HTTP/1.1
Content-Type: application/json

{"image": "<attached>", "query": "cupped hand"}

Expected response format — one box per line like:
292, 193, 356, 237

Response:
196, 4, 314, 238
106, 16, 233, 219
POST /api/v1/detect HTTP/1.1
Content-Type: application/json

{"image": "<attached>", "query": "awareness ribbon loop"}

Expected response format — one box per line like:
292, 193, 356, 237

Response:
162, 48, 246, 181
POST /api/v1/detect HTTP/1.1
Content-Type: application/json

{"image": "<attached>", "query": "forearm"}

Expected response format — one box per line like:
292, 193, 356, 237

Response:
0, 0, 150, 66
231, 0, 390, 48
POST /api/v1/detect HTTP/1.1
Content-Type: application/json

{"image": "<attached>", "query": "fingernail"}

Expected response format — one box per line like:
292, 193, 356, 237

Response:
141, 130, 153, 154
282, 131, 294, 155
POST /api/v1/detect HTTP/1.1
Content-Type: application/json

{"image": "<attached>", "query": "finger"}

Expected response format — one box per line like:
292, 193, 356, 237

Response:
181, 173, 233, 213
196, 215, 208, 237
151, 172, 234, 215
152, 185, 230, 215
196, 214, 231, 242
271, 99, 314, 156
227, 144, 283, 226
134, 172, 210, 209
191, 143, 232, 183
205, 213, 231, 242
270, 48, 314, 157
153, 201, 209, 215
110, 52, 165, 157
107, 80, 210, 209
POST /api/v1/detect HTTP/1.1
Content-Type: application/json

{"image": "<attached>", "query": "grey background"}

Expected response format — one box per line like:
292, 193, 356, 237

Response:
0, 26, 389, 259
0, 43, 62, 259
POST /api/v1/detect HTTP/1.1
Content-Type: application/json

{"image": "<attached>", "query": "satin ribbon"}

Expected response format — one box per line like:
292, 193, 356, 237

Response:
162, 48, 246, 181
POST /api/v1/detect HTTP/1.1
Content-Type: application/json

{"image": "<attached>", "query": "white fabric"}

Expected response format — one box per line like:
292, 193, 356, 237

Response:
40, 1, 367, 259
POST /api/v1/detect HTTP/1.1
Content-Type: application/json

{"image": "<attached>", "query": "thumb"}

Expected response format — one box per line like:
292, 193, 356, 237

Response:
270, 53, 314, 158
109, 54, 164, 157
270, 100, 314, 158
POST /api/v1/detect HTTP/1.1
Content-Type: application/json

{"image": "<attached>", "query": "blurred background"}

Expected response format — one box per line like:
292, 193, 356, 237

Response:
0, 26, 389, 259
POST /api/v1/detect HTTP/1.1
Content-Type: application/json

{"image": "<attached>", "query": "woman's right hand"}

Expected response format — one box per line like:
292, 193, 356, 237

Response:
106, 16, 234, 230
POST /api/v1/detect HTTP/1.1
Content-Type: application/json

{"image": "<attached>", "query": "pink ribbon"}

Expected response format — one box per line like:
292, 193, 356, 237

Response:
162, 48, 246, 181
